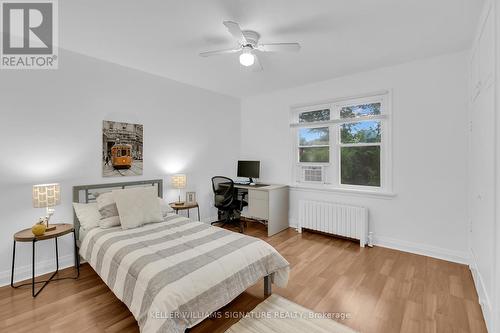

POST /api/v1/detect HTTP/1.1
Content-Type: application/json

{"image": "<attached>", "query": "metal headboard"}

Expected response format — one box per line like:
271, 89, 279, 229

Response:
72, 179, 163, 241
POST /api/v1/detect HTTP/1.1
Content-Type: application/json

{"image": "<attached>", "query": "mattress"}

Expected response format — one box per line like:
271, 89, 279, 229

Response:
79, 214, 290, 333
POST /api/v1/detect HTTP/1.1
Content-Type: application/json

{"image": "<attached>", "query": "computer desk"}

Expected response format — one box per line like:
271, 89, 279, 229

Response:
233, 183, 289, 237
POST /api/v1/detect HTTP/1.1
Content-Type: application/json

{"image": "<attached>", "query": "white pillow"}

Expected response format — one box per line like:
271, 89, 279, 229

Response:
73, 202, 100, 231
96, 191, 122, 228
113, 187, 163, 230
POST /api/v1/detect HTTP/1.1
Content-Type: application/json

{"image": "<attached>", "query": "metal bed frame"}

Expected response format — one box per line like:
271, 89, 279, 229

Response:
72, 179, 272, 297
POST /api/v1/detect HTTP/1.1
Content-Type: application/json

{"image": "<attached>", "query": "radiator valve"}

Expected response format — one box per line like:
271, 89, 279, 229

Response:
368, 232, 374, 247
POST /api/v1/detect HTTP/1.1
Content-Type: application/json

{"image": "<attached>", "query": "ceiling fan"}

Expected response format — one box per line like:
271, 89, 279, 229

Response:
199, 21, 301, 71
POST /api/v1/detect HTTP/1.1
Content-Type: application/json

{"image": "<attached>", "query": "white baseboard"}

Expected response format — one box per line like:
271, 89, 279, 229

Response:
0, 254, 76, 287
290, 219, 469, 265
373, 235, 469, 265
469, 249, 493, 332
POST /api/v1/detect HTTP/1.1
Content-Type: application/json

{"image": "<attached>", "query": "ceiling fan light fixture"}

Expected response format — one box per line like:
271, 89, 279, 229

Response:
199, 20, 301, 72
239, 49, 255, 67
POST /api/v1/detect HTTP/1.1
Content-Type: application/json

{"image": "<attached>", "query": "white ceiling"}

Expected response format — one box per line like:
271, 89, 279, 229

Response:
61, 0, 484, 98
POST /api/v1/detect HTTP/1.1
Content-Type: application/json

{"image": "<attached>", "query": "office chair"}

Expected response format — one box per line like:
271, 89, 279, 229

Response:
211, 176, 248, 233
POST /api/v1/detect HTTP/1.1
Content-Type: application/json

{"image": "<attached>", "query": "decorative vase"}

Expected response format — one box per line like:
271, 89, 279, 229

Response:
32, 221, 47, 236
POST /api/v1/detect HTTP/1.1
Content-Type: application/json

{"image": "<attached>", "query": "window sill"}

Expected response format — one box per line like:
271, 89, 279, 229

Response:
290, 184, 396, 199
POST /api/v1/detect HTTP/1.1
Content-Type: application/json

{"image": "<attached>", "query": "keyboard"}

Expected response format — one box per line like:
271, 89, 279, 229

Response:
234, 182, 269, 187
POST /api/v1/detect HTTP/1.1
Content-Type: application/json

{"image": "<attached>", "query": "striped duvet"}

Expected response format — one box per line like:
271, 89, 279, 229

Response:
80, 214, 290, 333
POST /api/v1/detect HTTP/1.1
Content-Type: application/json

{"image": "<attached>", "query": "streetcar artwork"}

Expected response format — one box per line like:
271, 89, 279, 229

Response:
111, 143, 132, 169
102, 120, 143, 177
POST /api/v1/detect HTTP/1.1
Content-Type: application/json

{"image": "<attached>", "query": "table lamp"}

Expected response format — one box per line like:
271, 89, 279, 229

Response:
33, 183, 61, 231
171, 174, 186, 205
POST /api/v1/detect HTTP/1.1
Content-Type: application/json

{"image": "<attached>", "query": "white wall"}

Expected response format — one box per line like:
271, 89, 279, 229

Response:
0, 49, 240, 286
495, 0, 500, 329
468, 1, 499, 332
241, 51, 470, 263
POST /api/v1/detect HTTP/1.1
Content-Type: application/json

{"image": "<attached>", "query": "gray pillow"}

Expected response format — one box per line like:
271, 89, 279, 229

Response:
96, 192, 121, 228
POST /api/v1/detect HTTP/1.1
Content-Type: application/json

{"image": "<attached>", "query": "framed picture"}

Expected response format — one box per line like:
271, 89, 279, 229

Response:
186, 192, 196, 204
102, 120, 143, 177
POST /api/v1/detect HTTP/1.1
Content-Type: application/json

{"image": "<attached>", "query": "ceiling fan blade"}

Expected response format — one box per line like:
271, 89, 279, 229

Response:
223, 20, 248, 45
252, 53, 263, 72
199, 48, 241, 57
257, 43, 301, 53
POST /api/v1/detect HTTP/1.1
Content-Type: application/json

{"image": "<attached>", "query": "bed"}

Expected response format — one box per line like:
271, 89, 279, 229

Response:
73, 179, 290, 333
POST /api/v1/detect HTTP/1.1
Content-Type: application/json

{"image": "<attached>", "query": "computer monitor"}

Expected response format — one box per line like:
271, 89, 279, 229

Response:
237, 160, 260, 184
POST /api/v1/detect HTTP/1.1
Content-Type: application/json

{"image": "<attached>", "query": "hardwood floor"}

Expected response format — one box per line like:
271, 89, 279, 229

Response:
0, 223, 487, 333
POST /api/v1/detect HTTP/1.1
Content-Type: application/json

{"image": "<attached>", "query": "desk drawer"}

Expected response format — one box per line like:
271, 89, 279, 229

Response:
248, 190, 268, 201
248, 190, 269, 220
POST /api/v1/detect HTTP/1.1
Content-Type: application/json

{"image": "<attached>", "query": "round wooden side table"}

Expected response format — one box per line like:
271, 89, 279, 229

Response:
169, 202, 200, 221
11, 223, 80, 297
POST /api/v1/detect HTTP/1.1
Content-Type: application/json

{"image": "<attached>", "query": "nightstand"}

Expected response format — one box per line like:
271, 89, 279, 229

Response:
11, 223, 80, 297
169, 202, 200, 221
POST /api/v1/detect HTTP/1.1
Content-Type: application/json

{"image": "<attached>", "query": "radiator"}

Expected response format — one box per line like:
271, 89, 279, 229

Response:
298, 200, 368, 247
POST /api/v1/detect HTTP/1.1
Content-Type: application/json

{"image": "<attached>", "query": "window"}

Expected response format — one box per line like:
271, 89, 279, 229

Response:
339, 103, 381, 187
291, 93, 391, 192
298, 109, 330, 163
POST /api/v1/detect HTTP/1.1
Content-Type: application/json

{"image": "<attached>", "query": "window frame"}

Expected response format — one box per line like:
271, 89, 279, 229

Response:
291, 92, 392, 193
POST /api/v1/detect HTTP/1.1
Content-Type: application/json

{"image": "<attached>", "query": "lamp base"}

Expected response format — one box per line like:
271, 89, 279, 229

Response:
175, 193, 185, 206
44, 208, 56, 232
44, 216, 56, 231
45, 225, 56, 231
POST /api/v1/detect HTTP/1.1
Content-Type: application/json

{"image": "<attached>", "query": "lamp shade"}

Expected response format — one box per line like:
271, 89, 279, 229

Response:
33, 183, 61, 208
171, 174, 186, 189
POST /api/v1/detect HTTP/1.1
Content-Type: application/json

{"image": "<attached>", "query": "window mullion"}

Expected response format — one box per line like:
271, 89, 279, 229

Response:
331, 105, 340, 186
298, 145, 330, 148
339, 142, 381, 148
